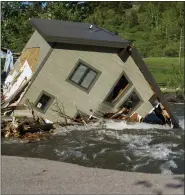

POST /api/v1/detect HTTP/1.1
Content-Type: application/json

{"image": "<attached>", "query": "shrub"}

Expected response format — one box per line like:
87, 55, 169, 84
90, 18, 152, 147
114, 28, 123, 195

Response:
163, 44, 179, 57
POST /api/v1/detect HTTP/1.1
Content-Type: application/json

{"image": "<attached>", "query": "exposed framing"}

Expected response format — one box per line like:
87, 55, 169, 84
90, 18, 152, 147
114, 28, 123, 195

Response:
34, 90, 55, 114
103, 69, 133, 107
66, 59, 101, 93
118, 88, 144, 116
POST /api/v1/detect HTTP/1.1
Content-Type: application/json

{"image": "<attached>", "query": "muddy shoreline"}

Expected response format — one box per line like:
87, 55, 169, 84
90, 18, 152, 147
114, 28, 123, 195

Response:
164, 93, 184, 103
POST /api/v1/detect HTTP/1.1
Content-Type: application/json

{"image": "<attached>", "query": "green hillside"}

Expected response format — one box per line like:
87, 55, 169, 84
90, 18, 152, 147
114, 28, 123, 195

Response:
144, 57, 184, 83
1, 2, 184, 94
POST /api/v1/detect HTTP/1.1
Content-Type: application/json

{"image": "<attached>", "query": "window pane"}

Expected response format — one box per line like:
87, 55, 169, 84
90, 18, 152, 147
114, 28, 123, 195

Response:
71, 64, 88, 84
36, 94, 51, 110
81, 70, 97, 89
106, 74, 129, 103
120, 91, 140, 110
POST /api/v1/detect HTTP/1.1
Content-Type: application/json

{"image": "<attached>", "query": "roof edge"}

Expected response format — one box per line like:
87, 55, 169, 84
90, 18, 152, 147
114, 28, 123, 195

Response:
30, 18, 130, 49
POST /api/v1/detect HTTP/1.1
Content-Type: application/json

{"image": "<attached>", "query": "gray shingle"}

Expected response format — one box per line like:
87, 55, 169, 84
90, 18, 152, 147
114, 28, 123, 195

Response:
31, 18, 130, 48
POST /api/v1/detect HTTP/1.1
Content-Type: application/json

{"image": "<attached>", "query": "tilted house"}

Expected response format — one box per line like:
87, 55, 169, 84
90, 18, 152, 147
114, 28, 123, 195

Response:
6, 18, 179, 127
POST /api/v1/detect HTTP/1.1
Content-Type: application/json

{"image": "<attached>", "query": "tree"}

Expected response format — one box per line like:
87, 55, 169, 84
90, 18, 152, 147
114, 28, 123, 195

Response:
1, 1, 184, 59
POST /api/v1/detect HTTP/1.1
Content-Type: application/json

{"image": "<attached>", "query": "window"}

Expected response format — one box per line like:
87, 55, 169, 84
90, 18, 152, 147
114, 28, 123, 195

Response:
34, 91, 54, 113
119, 90, 141, 111
68, 60, 99, 91
105, 73, 130, 104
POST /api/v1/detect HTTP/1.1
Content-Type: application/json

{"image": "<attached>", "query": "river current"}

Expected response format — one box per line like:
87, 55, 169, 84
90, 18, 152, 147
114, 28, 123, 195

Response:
2, 103, 184, 175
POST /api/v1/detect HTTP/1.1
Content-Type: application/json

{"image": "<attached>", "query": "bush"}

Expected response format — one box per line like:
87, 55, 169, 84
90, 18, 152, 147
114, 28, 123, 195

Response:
136, 43, 150, 57
163, 44, 179, 57
167, 64, 184, 97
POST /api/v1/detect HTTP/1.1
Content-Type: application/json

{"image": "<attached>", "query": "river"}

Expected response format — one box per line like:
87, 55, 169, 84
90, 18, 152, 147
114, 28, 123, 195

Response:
2, 103, 184, 175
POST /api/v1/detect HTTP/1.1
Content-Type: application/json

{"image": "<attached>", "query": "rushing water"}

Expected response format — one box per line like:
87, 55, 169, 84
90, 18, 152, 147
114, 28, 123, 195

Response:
2, 103, 184, 175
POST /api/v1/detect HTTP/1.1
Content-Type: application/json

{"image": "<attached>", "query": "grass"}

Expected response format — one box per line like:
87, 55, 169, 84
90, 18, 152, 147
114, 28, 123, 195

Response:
143, 57, 184, 84
160, 88, 177, 93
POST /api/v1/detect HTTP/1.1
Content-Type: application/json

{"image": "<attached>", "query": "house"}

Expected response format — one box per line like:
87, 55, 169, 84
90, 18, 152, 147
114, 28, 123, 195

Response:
2, 18, 180, 128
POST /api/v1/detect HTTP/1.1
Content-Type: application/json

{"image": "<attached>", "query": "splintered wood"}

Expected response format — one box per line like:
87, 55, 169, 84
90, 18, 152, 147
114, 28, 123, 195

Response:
1, 105, 141, 143
19, 47, 40, 72
1, 104, 84, 142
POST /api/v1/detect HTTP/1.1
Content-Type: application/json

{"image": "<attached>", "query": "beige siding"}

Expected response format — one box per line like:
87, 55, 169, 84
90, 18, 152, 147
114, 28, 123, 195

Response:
21, 44, 154, 121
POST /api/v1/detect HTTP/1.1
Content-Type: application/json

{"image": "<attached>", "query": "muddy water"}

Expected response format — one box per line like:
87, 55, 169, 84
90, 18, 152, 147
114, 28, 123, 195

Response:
2, 103, 184, 175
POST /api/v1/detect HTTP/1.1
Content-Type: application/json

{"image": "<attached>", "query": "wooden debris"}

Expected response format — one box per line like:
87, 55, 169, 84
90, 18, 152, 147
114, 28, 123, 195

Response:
2, 98, 171, 143
2, 104, 142, 141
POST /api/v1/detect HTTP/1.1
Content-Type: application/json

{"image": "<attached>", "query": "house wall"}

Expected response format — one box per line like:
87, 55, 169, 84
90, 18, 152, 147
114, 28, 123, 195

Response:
20, 43, 154, 121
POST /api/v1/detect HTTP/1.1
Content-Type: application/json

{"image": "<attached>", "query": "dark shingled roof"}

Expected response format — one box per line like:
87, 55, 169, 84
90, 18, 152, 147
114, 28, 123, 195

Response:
31, 18, 130, 48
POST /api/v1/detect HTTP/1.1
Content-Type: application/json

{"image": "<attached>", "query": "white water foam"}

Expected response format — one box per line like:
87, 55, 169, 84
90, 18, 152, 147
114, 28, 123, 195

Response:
161, 168, 173, 175
53, 119, 172, 135
51, 115, 183, 175
128, 139, 178, 161
133, 159, 152, 170
179, 119, 184, 130
160, 160, 178, 175
98, 130, 179, 161
54, 148, 84, 161
126, 137, 180, 174
53, 122, 102, 134
104, 120, 171, 130
96, 130, 153, 146
149, 144, 178, 160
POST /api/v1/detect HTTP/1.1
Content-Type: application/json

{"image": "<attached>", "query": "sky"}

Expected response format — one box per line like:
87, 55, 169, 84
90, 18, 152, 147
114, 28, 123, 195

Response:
22, 1, 47, 7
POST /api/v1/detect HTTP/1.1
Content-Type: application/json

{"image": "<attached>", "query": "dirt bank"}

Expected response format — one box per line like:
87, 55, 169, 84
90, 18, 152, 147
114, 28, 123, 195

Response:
164, 93, 184, 103
2, 156, 184, 194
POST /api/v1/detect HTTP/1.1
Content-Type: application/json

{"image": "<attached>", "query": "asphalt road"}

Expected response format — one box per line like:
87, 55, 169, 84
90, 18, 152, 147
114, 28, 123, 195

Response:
2, 156, 184, 194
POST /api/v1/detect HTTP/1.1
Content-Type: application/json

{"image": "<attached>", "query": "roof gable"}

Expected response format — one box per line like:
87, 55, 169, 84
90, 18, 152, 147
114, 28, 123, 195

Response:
31, 18, 130, 49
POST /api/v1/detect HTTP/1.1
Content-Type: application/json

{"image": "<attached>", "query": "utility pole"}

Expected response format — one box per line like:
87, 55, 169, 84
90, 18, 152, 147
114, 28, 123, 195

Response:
179, 28, 184, 66
178, 28, 184, 97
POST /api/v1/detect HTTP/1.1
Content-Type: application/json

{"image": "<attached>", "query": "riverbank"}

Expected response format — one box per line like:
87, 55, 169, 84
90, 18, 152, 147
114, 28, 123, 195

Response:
163, 92, 184, 103
144, 57, 184, 84
2, 156, 184, 194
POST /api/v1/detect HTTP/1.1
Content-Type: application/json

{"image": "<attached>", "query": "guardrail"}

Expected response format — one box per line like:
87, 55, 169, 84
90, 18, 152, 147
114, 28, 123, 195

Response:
157, 83, 167, 87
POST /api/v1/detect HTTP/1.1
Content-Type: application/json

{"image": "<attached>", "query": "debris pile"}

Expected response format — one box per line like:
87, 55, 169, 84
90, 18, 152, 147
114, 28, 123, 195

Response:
1, 108, 84, 142
1, 100, 172, 143
1, 102, 135, 142
2, 107, 53, 142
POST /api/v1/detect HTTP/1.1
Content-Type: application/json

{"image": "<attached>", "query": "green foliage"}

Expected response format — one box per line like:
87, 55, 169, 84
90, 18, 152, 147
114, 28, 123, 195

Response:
163, 44, 179, 57
144, 57, 184, 91
1, 1, 35, 52
167, 64, 184, 96
1, 2, 184, 92
1, 1, 184, 58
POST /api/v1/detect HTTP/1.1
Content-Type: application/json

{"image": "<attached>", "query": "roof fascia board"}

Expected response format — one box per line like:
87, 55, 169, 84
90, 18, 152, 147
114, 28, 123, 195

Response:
33, 25, 129, 49
54, 42, 120, 54
44, 36, 129, 49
